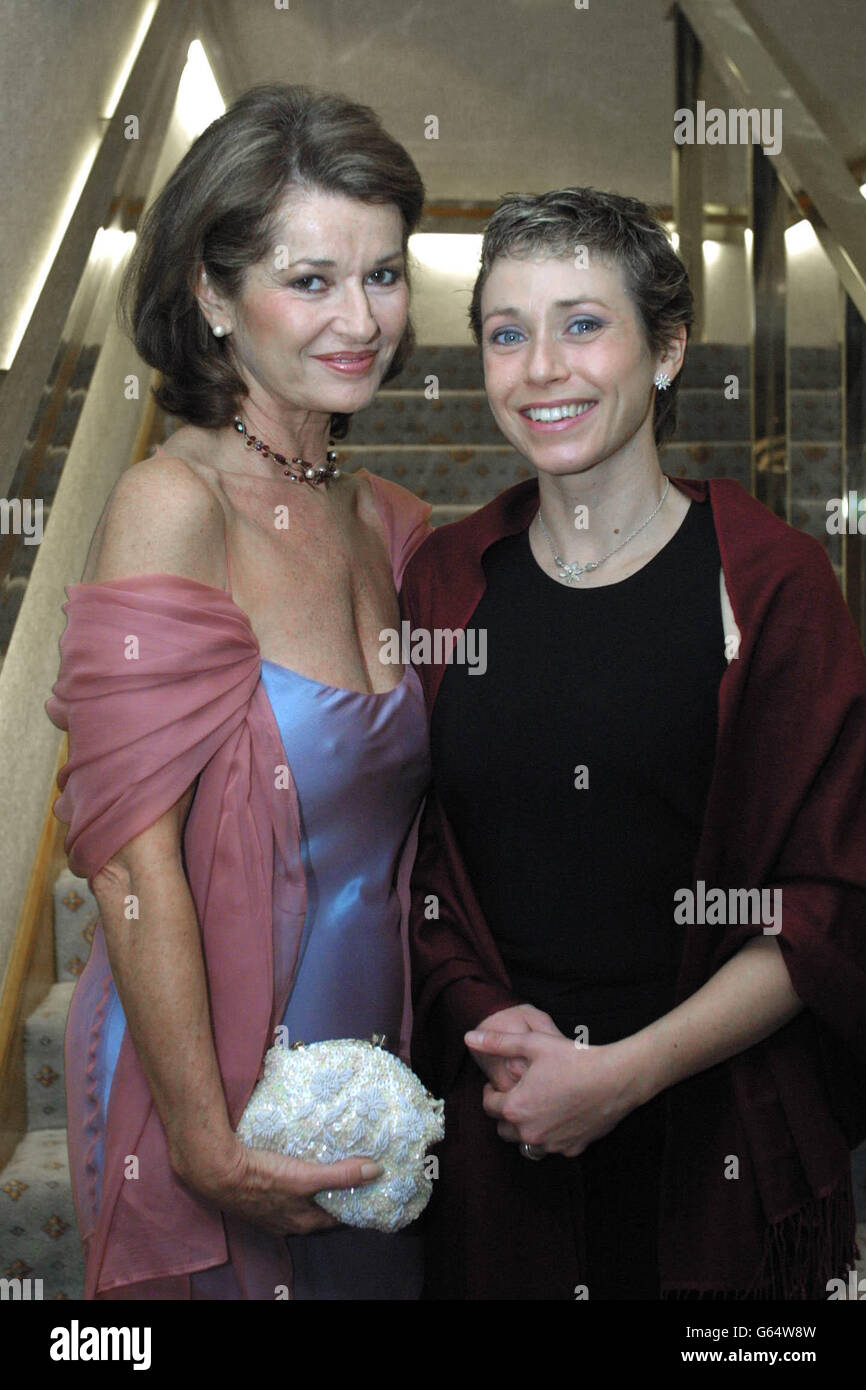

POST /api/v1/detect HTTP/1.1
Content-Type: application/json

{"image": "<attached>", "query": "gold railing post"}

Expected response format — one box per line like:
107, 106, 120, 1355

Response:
749, 146, 789, 518
672, 6, 705, 342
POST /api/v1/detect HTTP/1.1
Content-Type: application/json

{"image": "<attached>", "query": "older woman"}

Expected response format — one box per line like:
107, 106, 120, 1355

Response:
46, 85, 431, 1300
403, 187, 866, 1300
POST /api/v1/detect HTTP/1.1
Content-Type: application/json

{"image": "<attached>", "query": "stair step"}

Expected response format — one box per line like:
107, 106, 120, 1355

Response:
391, 344, 840, 392
0, 1129, 83, 1298
349, 390, 497, 446
342, 444, 531, 505
395, 346, 482, 390
430, 504, 479, 526
25, 983, 74, 1131
789, 347, 842, 390
341, 442, 754, 499
345, 387, 842, 447
790, 390, 842, 441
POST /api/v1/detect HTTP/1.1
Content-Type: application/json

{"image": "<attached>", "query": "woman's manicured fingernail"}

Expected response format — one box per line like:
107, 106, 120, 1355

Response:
361, 1162, 384, 1179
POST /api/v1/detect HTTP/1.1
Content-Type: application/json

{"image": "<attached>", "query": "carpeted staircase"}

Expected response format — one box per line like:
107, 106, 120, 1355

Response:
0, 343, 100, 676
1, 869, 96, 1297
2, 343, 863, 1299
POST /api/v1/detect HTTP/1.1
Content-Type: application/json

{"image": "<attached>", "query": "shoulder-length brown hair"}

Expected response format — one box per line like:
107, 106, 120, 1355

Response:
119, 84, 425, 439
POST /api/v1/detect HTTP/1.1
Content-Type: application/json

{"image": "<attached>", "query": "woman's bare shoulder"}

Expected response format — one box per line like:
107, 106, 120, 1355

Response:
351, 466, 382, 522
353, 467, 430, 534
83, 445, 227, 586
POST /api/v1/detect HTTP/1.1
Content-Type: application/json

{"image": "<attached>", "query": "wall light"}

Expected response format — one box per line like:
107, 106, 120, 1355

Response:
92, 227, 137, 270
176, 39, 225, 141
2, 138, 100, 369
785, 219, 819, 254
104, 1, 158, 119
408, 234, 483, 277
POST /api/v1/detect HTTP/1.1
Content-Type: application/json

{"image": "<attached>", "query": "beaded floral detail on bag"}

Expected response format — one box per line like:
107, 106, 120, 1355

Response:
237, 1037, 445, 1233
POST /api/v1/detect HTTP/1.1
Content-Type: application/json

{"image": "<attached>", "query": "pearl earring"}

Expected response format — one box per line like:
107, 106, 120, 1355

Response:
654, 371, 671, 390
212, 324, 228, 338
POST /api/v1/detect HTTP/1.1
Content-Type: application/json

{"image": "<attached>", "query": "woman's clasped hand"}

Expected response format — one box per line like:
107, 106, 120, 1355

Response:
466, 1021, 651, 1158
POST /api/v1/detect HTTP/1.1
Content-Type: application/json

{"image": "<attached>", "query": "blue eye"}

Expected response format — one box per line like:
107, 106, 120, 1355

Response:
569, 317, 601, 335
490, 327, 525, 346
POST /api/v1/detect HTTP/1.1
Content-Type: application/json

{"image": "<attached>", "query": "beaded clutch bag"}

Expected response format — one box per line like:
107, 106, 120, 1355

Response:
236, 1037, 445, 1233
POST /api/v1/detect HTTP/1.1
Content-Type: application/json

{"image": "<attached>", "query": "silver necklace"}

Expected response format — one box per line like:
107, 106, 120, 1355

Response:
536, 476, 670, 584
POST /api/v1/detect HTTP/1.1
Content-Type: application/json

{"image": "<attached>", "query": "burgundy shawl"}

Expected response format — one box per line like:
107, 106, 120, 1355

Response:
401, 475, 866, 1299
45, 471, 431, 1299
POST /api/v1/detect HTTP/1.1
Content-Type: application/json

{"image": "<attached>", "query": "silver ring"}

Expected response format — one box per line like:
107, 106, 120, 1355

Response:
520, 1142, 545, 1161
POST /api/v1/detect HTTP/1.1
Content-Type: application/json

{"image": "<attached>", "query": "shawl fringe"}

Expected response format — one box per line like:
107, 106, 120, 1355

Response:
662, 1172, 859, 1300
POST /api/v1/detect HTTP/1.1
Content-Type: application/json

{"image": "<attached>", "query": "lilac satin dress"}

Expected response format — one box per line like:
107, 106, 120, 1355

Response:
93, 654, 430, 1300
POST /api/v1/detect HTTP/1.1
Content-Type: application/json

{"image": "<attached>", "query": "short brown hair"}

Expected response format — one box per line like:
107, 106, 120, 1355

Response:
469, 187, 693, 447
120, 84, 426, 438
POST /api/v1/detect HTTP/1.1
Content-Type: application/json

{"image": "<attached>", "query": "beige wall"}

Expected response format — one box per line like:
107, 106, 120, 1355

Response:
0, 1, 156, 369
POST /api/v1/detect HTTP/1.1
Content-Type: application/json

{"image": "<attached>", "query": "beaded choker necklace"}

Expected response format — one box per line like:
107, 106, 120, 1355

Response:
233, 417, 341, 485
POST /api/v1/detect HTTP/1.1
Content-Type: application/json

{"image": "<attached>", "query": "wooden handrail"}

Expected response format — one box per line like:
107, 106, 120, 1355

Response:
0, 737, 68, 1171
0, 372, 162, 1172
0, 375, 164, 1170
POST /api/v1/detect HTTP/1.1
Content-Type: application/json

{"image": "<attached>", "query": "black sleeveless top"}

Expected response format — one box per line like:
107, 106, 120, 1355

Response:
430, 496, 729, 1045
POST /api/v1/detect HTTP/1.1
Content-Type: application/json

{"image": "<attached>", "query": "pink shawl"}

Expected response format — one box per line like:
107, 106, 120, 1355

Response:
44, 471, 431, 1298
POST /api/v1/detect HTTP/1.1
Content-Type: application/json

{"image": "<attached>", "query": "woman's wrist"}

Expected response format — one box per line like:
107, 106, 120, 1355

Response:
608, 1027, 670, 1109
168, 1120, 241, 1194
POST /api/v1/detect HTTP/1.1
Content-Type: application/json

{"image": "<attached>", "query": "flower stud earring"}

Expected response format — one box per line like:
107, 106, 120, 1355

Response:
212, 324, 229, 338
654, 371, 671, 391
